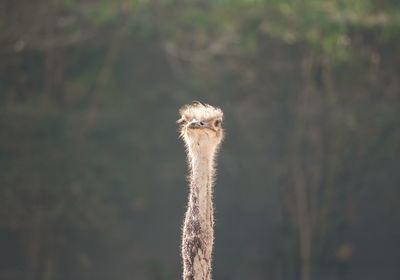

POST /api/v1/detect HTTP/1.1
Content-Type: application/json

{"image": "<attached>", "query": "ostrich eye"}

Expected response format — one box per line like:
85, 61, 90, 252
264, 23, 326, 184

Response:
214, 120, 221, 127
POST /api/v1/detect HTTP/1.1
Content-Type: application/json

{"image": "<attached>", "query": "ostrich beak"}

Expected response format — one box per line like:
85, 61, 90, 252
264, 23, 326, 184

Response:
188, 121, 210, 129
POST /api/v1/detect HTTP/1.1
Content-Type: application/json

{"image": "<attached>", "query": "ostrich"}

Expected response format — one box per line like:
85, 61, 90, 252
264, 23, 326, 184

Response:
177, 103, 224, 280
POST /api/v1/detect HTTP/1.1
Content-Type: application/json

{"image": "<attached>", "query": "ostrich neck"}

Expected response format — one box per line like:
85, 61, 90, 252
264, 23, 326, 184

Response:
182, 142, 219, 280
189, 147, 215, 221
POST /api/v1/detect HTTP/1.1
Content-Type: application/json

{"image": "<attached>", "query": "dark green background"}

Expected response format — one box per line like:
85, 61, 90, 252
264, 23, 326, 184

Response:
1, 1, 399, 280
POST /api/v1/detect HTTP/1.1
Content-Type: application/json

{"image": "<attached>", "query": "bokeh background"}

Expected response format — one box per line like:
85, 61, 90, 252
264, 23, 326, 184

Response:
1, 1, 400, 280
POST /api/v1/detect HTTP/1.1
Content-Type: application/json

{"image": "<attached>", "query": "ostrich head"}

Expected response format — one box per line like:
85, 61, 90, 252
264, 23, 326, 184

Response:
178, 103, 224, 153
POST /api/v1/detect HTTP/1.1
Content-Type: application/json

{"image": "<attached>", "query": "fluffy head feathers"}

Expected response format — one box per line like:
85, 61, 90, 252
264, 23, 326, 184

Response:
178, 102, 223, 124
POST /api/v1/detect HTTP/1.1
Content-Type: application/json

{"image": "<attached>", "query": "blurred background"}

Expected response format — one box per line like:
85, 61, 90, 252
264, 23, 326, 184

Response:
1, 0, 400, 280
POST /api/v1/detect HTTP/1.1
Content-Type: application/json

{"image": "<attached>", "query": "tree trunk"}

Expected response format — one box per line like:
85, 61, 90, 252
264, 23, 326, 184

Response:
26, 217, 42, 280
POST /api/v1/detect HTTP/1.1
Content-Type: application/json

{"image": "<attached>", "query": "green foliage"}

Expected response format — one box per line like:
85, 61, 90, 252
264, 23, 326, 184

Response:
62, 0, 78, 7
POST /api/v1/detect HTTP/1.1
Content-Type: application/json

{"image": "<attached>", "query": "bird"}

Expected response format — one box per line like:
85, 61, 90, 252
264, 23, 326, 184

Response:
177, 102, 224, 280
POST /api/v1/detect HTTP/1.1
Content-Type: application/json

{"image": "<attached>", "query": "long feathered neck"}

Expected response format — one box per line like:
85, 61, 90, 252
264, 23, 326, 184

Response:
188, 146, 216, 218
182, 141, 218, 280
